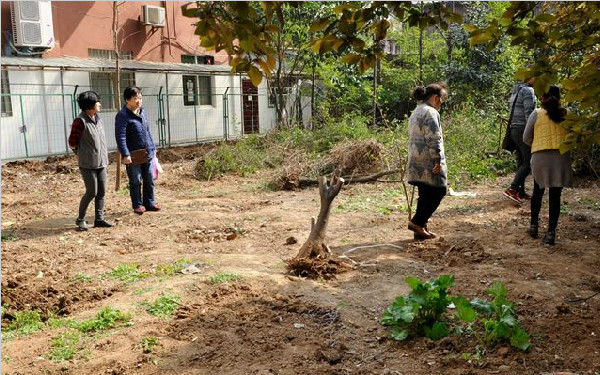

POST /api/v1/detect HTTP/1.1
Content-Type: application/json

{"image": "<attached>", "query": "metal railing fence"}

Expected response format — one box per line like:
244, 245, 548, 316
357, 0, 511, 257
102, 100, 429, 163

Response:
1, 87, 302, 161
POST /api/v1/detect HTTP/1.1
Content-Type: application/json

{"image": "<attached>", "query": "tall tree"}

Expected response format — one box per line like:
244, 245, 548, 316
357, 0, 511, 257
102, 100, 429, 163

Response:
467, 1, 600, 151
182, 1, 462, 83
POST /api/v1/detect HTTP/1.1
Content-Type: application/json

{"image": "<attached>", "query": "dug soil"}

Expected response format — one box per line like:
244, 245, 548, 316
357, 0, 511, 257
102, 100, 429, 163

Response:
1, 145, 599, 375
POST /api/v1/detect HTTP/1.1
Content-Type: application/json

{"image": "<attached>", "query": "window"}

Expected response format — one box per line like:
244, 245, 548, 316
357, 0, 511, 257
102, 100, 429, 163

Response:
88, 49, 135, 110
198, 76, 212, 105
89, 72, 136, 110
181, 54, 214, 65
1, 70, 13, 117
182, 75, 212, 106
88, 49, 133, 60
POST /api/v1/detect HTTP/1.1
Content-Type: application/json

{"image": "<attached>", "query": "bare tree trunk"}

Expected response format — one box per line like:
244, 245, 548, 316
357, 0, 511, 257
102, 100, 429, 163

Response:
419, 2, 424, 85
311, 57, 315, 125
295, 175, 344, 259
113, 1, 122, 191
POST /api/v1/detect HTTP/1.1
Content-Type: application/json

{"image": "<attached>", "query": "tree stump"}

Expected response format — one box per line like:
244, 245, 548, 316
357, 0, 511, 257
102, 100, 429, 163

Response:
287, 175, 353, 279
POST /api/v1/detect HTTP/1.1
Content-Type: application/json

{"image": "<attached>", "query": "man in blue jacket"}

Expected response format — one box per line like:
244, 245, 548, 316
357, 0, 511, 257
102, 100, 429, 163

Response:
115, 86, 160, 214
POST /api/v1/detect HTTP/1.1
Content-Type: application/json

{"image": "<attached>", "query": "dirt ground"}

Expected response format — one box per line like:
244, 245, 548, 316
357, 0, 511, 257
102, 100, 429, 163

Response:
1, 145, 599, 375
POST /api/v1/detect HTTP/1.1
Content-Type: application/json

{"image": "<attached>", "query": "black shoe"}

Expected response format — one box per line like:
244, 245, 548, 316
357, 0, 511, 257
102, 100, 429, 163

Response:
94, 220, 113, 228
543, 231, 556, 245
76, 219, 88, 231
527, 225, 538, 239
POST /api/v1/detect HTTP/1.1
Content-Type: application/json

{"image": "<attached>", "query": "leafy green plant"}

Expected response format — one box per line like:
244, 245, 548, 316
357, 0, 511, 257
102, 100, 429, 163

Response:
382, 277, 531, 353
140, 336, 160, 353
76, 306, 132, 333
106, 263, 150, 283
47, 314, 77, 329
381, 275, 455, 341
469, 281, 531, 351
142, 293, 181, 319
2, 309, 44, 338
207, 272, 241, 284
49, 330, 83, 362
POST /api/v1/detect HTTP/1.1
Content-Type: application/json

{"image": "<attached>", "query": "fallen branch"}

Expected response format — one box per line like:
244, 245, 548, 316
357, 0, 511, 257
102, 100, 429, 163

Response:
298, 169, 400, 187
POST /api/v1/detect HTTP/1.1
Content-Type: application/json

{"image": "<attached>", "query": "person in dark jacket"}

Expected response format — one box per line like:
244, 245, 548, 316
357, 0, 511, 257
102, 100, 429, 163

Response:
68, 91, 113, 230
115, 86, 160, 215
503, 77, 537, 203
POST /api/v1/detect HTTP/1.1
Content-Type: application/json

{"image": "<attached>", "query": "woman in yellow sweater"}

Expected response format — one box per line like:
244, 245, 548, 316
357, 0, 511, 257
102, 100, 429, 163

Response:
523, 85, 571, 245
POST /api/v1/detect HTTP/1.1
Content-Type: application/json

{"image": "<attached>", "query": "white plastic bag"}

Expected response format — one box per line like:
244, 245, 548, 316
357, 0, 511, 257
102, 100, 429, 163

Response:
151, 157, 163, 180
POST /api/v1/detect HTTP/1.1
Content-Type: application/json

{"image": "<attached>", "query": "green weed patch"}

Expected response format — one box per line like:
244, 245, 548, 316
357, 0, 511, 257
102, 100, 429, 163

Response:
207, 272, 241, 284
142, 293, 181, 319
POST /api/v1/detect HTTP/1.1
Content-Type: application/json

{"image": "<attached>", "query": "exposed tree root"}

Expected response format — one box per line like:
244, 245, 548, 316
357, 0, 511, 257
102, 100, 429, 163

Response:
286, 256, 353, 280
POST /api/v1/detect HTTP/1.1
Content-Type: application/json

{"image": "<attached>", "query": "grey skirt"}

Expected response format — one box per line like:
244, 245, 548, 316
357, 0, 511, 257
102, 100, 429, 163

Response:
531, 149, 573, 188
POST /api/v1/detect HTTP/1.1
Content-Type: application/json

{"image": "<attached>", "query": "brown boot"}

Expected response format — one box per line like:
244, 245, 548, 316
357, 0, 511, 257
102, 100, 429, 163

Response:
408, 221, 434, 239
424, 226, 437, 238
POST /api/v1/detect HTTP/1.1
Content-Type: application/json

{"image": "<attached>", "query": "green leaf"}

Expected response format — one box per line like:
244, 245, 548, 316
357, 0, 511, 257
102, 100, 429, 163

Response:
396, 305, 416, 323
487, 281, 507, 299
495, 321, 510, 339
309, 17, 332, 33
333, 3, 359, 14
470, 297, 493, 315
500, 312, 518, 327
559, 140, 575, 155
452, 296, 476, 323
311, 40, 322, 54
510, 328, 531, 351
342, 54, 361, 65
437, 275, 455, 290
404, 277, 422, 290
390, 327, 409, 341
470, 31, 492, 45
256, 59, 272, 78
463, 24, 478, 33
534, 13, 556, 24
247, 66, 262, 87
424, 321, 449, 341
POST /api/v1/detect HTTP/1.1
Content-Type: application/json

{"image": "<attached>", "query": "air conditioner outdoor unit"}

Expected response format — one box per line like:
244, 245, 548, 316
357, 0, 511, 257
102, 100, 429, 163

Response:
142, 5, 165, 27
11, 0, 55, 48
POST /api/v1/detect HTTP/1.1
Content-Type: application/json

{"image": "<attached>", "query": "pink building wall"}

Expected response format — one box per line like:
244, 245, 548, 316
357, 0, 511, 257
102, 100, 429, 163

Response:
0, 1, 229, 64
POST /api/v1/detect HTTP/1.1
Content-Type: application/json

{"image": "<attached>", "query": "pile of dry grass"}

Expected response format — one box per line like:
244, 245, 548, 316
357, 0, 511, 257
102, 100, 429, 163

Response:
268, 139, 386, 190
319, 139, 385, 176
266, 151, 311, 190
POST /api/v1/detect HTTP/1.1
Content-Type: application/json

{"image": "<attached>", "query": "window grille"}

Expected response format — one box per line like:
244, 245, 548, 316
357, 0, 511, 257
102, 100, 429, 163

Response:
1, 70, 13, 117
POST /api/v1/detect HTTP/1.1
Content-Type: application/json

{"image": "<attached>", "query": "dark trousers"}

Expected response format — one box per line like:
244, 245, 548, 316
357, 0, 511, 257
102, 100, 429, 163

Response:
126, 161, 155, 209
78, 167, 107, 221
411, 183, 447, 227
530, 180, 563, 232
510, 126, 531, 194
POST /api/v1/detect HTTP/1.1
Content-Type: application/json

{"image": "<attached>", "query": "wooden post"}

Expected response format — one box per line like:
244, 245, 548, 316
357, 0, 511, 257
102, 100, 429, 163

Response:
113, 1, 122, 191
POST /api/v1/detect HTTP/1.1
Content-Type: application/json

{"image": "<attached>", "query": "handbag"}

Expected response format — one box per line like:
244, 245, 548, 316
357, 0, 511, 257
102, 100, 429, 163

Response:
501, 87, 521, 152
130, 148, 149, 164
129, 114, 151, 164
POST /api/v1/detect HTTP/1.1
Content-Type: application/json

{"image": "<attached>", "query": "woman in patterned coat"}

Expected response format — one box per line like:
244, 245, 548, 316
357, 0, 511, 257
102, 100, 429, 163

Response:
406, 83, 449, 240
